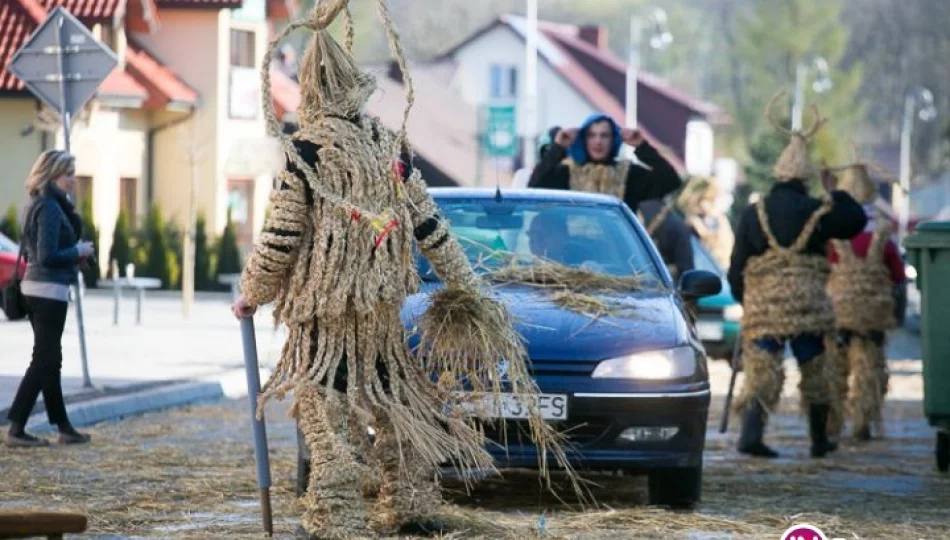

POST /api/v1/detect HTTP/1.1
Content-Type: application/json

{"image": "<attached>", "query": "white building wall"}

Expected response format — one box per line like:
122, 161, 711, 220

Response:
449, 25, 597, 133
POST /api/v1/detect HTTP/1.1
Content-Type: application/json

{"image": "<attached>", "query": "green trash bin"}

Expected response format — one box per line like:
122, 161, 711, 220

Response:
903, 220, 950, 472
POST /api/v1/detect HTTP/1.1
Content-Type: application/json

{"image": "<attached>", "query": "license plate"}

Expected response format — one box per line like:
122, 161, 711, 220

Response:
456, 393, 568, 420
696, 321, 724, 341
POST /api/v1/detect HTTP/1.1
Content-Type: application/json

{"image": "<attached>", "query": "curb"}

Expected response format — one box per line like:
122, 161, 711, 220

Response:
26, 380, 224, 432
23, 367, 272, 432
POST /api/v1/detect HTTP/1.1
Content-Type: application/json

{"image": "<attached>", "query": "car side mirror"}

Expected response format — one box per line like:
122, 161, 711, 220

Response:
678, 270, 722, 301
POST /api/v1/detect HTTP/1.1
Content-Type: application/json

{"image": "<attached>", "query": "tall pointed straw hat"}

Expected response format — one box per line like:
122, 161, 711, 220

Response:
765, 90, 828, 181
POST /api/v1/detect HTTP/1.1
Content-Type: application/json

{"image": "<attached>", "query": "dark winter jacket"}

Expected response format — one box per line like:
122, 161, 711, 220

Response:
22, 183, 83, 285
527, 114, 682, 212
727, 179, 867, 303
639, 199, 694, 280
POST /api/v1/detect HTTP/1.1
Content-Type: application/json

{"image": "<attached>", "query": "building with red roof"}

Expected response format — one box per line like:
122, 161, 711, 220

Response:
1, 0, 299, 262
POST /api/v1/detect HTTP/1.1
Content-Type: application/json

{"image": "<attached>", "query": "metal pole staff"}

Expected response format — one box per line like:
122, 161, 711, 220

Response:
240, 316, 273, 536
55, 12, 92, 388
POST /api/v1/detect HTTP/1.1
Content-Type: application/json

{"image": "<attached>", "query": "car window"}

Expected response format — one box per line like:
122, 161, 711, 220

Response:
0, 233, 17, 254
418, 200, 661, 281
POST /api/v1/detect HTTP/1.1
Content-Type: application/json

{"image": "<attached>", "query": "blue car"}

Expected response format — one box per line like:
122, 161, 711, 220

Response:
406, 188, 721, 507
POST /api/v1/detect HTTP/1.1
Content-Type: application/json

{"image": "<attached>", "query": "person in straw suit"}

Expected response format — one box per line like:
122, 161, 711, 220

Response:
232, 1, 576, 537
727, 92, 867, 459
825, 160, 905, 441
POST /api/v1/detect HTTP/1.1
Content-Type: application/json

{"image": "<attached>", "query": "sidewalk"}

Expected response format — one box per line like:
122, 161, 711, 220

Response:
0, 289, 284, 427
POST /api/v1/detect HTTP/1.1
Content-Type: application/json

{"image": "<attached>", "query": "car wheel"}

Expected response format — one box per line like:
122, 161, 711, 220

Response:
647, 465, 702, 508
296, 427, 310, 496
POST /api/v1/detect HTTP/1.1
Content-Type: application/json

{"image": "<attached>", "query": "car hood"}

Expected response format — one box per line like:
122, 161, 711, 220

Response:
402, 283, 688, 361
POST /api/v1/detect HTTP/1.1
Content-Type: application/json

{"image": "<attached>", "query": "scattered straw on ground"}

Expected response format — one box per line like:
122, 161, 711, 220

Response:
2, 395, 948, 539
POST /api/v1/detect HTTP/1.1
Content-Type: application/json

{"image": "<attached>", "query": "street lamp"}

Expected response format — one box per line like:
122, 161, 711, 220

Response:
626, 7, 673, 130
896, 86, 938, 241
791, 54, 833, 131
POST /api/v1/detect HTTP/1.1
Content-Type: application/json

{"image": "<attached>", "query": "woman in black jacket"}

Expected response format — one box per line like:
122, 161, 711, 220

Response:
5, 150, 95, 447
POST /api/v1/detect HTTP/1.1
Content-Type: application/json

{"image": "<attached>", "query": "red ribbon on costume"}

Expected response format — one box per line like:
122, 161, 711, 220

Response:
373, 218, 400, 248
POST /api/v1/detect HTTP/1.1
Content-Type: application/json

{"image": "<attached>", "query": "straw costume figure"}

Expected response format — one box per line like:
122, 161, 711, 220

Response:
826, 161, 905, 441
727, 92, 867, 459
234, 1, 574, 537
528, 114, 682, 213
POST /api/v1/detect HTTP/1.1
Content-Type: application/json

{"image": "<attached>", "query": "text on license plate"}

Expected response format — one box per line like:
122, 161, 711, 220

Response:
696, 321, 724, 341
457, 393, 568, 420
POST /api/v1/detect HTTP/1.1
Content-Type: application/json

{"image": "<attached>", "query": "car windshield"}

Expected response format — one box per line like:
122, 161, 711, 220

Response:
417, 199, 662, 282
0, 233, 17, 254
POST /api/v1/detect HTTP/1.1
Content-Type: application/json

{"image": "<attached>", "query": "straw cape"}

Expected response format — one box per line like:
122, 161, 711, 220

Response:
826, 161, 897, 438
566, 159, 631, 200
244, 1, 577, 536
733, 94, 839, 420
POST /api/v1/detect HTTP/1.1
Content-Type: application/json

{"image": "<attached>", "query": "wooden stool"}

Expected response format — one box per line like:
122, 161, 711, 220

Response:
0, 510, 87, 539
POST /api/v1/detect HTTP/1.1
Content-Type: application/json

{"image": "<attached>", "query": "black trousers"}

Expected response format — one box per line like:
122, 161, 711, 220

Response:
7, 296, 69, 426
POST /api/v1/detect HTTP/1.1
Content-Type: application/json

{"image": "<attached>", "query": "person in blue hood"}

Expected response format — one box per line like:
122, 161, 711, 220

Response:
528, 114, 682, 212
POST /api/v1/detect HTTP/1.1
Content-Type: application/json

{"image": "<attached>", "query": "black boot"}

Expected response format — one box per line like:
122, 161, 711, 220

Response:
737, 403, 779, 458
809, 404, 839, 458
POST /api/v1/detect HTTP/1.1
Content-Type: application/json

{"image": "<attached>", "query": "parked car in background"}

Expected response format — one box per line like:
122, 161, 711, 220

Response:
691, 237, 741, 360
0, 232, 27, 319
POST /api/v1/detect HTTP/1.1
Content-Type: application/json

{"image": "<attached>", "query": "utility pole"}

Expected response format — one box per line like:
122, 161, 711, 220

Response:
521, 0, 539, 170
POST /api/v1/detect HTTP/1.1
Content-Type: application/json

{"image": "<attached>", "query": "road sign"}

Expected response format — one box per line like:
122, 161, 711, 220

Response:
484, 103, 519, 158
8, 6, 118, 118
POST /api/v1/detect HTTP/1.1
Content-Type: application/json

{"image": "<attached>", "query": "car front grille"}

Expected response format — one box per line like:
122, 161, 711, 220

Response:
527, 359, 600, 377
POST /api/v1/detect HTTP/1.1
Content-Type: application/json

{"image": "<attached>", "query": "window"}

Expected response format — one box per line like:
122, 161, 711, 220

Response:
489, 64, 518, 99
75, 176, 93, 209
229, 29, 259, 119
99, 24, 115, 49
227, 179, 255, 253
230, 29, 256, 67
119, 177, 137, 222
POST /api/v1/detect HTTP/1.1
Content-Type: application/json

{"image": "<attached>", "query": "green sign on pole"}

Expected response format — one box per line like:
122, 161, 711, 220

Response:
484, 103, 518, 158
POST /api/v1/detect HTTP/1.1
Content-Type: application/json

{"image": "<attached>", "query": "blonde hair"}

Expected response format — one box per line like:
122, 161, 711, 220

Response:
26, 150, 75, 196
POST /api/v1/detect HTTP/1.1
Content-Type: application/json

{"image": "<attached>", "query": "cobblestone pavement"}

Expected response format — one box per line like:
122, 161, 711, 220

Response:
3, 357, 947, 539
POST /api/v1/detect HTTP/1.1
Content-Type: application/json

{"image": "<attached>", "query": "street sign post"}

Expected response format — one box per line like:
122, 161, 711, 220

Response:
484, 103, 519, 158
9, 6, 119, 389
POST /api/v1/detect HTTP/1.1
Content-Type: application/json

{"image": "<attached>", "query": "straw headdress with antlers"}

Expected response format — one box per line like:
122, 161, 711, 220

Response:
765, 90, 828, 182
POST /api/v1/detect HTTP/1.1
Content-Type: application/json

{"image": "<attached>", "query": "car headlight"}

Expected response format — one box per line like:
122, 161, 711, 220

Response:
724, 304, 744, 322
591, 347, 697, 380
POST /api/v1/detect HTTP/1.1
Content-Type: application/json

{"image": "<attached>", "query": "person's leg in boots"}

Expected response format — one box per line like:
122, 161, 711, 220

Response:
6, 297, 72, 447
851, 330, 889, 441
295, 384, 372, 539
793, 333, 838, 458
735, 337, 785, 458
371, 419, 444, 536
825, 331, 851, 438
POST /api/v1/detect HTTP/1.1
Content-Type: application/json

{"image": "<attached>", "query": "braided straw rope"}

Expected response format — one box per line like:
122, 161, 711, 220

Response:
259, 0, 414, 230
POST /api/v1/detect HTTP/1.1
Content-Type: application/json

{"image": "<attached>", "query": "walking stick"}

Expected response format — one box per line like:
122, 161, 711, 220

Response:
240, 316, 274, 536
719, 337, 742, 434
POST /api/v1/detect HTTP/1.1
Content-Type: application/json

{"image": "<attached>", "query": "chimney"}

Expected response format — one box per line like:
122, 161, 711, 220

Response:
578, 25, 608, 50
